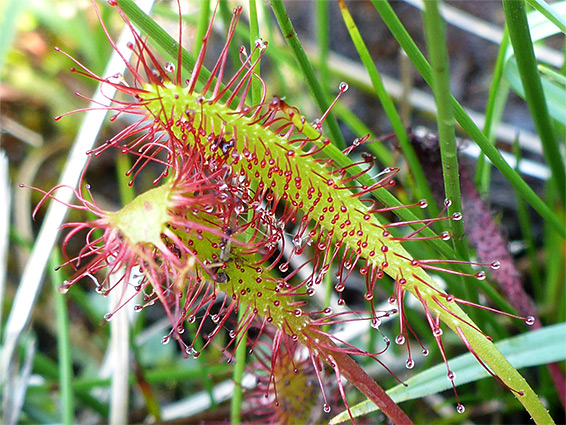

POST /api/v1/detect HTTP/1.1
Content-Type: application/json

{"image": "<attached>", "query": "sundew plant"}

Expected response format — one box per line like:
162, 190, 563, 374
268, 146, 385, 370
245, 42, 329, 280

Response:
4, 0, 565, 424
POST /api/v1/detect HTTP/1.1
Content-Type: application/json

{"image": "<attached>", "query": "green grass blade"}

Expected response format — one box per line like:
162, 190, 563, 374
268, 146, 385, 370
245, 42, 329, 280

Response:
526, 0, 566, 33
333, 103, 394, 166
315, 1, 331, 99
248, 0, 261, 105
370, 0, 566, 239
48, 252, 75, 425
269, 0, 347, 150
331, 322, 566, 424
229, 3, 261, 422
193, 0, 211, 54
538, 64, 566, 84
0, 0, 31, 74
503, 0, 565, 203
475, 30, 511, 195
338, 0, 436, 214
230, 307, 248, 424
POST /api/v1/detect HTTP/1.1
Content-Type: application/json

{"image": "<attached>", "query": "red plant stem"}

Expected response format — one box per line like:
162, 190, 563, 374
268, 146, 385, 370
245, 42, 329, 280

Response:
318, 337, 414, 425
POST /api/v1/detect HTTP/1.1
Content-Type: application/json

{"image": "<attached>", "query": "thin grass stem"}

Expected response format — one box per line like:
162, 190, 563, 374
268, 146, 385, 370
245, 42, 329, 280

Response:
525, 0, 566, 34
193, 0, 211, 54
475, 29, 511, 195
48, 251, 74, 425
503, 0, 565, 203
315, 1, 331, 100
270, 0, 346, 149
230, 307, 248, 424
248, 0, 261, 105
422, 0, 471, 262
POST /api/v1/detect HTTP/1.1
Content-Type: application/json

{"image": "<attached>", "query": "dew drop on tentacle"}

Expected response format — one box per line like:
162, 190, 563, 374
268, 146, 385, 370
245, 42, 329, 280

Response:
339, 82, 349, 92
452, 212, 463, 221
254, 38, 267, 50
475, 271, 486, 280
456, 404, 466, 414
371, 318, 381, 329
525, 316, 535, 326
490, 261, 501, 270
323, 404, 331, 413
405, 359, 415, 369
161, 335, 170, 344
395, 334, 405, 345
441, 231, 451, 241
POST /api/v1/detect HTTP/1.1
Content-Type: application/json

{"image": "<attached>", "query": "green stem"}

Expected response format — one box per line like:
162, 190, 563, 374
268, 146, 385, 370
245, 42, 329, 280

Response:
503, 0, 565, 204
248, 0, 261, 105
116, 153, 135, 204
270, 0, 346, 150
422, 1, 474, 304
48, 252, 74, 425
315, 0, 331, 99
228, 4, 262, 421
193, 0, 211, 54
230, 307, 248, 424
370, 0, 566, 238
